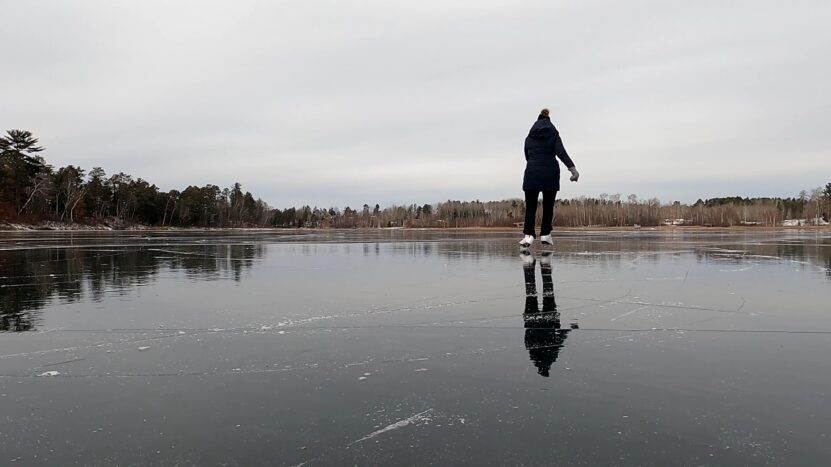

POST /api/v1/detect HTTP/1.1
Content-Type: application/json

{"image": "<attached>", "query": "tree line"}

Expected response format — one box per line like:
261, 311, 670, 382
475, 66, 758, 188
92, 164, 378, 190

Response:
1, 130, 270, 227
295, 193, 829, 229
2, 129, 830, 229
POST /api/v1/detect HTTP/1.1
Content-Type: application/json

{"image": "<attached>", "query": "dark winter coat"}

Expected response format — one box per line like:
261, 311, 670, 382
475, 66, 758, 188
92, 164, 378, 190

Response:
522, 116, 574, 191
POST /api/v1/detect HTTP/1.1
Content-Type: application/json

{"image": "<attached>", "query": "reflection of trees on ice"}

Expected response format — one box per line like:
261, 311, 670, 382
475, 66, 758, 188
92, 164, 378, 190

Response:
521, 252, 575, 377
0, 244, 263, 332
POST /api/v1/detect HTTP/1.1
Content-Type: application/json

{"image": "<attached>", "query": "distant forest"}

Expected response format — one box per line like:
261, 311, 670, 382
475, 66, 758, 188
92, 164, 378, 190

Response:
2, 129, 830, 229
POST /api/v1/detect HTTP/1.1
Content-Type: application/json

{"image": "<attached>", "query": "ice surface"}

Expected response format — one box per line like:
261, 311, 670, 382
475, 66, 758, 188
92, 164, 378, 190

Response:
0, 229, 830, 465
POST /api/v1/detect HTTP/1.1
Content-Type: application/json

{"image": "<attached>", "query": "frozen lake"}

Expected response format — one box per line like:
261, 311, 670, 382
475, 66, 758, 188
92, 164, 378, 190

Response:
1, 229, 830, 465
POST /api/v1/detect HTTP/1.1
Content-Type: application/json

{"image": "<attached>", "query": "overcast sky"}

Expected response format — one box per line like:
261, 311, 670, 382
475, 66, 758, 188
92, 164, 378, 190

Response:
3, 0, 830, 208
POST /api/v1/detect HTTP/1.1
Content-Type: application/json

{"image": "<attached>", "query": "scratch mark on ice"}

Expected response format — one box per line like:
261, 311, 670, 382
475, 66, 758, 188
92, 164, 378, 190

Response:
610, 306, 646, 322
348, 409, 433, 446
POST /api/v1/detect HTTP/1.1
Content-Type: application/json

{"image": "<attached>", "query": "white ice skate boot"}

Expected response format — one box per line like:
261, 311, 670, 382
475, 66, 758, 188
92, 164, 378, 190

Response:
540, 235, 553, 246
519, 235, 534, 248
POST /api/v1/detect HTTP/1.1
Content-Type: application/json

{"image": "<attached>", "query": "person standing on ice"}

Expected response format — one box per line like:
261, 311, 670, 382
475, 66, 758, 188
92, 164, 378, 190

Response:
519, 108, 579, 247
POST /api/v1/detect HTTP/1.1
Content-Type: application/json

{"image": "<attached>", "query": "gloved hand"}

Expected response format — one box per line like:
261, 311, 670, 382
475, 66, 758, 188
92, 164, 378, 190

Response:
568, 166, 579, 182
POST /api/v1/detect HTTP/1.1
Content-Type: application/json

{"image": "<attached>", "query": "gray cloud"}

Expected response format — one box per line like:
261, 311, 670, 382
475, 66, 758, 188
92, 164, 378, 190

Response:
3, 0, 830, 208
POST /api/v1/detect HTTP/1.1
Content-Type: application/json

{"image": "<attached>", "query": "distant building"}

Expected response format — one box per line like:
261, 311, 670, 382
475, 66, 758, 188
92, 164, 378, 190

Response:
783, 218, 830, 226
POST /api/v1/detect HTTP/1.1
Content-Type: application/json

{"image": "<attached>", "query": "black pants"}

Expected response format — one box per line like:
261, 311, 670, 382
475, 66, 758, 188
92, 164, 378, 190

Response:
523, 189, 557, 237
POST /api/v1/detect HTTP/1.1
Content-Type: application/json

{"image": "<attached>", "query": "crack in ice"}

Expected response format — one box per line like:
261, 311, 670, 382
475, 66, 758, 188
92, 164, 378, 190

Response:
348, 409, 434, 446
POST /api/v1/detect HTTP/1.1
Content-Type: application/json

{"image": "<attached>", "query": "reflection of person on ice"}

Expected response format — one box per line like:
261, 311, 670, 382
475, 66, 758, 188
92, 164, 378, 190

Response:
519, 108, 579, 248
521, 252, 574, 377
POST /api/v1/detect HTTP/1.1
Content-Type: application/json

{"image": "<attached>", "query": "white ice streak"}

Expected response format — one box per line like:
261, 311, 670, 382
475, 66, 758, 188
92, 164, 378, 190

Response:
348, 409, 434, 445
38, 371, 60, 377
610, 306, 647, 322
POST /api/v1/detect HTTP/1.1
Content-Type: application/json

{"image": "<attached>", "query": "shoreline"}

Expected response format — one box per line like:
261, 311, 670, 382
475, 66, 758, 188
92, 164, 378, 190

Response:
1, 220, 828, 233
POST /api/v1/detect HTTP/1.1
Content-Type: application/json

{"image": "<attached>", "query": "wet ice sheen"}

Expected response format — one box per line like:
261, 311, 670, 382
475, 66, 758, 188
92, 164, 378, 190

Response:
0, 229, 830, 465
